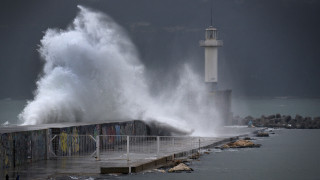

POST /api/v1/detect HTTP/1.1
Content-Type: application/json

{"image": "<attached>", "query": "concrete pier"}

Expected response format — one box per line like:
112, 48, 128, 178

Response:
0, 121, 259, 179
0, 120, 149, 179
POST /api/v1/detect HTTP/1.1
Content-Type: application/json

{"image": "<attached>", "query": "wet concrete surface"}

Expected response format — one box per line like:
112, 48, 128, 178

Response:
1, 126, 260, 179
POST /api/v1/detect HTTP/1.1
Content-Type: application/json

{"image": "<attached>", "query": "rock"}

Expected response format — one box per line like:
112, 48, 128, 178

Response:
221, 144, 230, 149
284, 115, 292, 123
269, 119, 275, 125
173, 159, 183, 165
267, 115, 276, 119
232, 139, 254, 147
168, 163, 193, 173
314, 117, 320, 122
305, 116, 312, 121
189, 152, 200, 159
154, 169, 166, 173
275, 118, 281, 124
295, 114, 303, 123
221, 139, 261, 149
232, 114, 320, 129
257, 132, 269, 137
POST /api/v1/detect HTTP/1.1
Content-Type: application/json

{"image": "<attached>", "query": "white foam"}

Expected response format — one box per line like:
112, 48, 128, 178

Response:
19, 6, 221, 135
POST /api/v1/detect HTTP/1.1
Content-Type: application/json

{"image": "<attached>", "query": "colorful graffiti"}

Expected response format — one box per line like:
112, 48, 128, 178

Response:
30, 130, 46, 162
0, 133, 13, 169
72, 127, 79, 153
60, 131, 68, 153
0, 120, 149, 170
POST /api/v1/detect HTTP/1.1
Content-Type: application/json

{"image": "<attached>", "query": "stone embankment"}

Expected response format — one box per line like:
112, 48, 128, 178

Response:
232, 114, 320, 129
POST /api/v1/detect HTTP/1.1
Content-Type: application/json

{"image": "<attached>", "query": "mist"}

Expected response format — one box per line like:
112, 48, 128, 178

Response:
18, 6, 221, 136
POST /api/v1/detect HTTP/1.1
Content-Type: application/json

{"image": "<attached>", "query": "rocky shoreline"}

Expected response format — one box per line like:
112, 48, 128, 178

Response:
232, 114, 320, 129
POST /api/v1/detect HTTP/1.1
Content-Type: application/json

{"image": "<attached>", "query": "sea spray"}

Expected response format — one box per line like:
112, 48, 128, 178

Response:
19, 6, 221, 135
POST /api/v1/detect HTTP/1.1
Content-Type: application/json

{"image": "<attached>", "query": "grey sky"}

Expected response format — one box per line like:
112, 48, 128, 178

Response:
0, 0, 319, 98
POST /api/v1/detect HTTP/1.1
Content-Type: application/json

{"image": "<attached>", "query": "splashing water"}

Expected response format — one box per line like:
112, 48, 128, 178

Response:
19, 6, 221, 135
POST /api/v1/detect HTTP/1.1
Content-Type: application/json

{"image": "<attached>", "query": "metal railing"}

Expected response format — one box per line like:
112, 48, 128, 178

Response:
49, 135, 97, 158
49, 135, 221, 161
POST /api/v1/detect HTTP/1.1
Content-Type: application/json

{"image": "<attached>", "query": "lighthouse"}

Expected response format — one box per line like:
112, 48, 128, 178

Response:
199, 26, 223, 90
199, 24, 232, 125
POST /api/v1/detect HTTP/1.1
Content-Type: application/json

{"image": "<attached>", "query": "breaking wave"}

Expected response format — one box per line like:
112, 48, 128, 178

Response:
19, 6, 221, 135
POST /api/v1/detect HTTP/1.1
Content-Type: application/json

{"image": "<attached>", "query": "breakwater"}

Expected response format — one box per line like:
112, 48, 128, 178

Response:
0, 120, 149, 172
233, 114, 320, 129
0, 123, 260, 179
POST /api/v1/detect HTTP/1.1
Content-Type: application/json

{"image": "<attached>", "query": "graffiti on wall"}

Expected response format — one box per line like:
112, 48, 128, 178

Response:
72, 127, 79, 153
60, 131, 68, 153
1, 120, 148, 170
0, 133, 13, 169
31, 130, 46, 162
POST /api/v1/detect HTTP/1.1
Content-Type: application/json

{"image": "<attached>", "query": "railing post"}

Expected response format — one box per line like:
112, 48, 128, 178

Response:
127, 136, 130, 161
96, 135, 100, 160
157, 136, 160, 157
198, 138, 201, 153
46, 129, 50, 160
172, 138, 175, 152
172, 137, 175, 160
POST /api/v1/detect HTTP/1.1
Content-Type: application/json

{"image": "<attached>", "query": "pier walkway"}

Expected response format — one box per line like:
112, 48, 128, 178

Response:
1, 125, 259, 179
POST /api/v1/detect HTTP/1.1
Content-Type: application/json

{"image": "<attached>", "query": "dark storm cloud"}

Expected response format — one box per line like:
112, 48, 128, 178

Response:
0, 0, 320, 98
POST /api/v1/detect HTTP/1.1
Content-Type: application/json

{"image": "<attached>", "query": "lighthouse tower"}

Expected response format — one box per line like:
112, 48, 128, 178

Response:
199, 26, 223, 90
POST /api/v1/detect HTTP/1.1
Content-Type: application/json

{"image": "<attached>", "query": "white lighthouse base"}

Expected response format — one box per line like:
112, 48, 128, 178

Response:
208, 89, 233, 126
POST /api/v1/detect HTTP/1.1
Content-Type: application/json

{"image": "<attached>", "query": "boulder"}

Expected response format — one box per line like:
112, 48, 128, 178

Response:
189, 152, 200, 159
168, 163, 193, 173
284, 115, 292, 123
221, 144, 230, 149
221, 139, 261, 149
257, 132, 269, 137
232, 139, 255, 147
275, 118, 281, 124
154, 169, 166, 173
295, 114, 303, 123
314, 117, 320, 122
267, 115, 276, 119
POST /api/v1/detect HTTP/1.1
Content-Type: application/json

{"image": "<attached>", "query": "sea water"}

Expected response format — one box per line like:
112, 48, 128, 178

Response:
52, 129, 320, 180
126, 129, 320, 180
1, 96, 320, 125
232, 96, 320, 118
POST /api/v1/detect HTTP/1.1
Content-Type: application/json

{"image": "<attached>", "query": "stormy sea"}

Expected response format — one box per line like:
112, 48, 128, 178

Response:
1, 5, 319, 179
1, 97, 320, 180
1, 96, 320, 125
49, 128, 320, 180
84, 129, 319, 180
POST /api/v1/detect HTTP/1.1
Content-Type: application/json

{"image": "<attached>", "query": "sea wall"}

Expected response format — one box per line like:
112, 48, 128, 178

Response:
0, 120, 148, 170
0, 129, 47, 169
